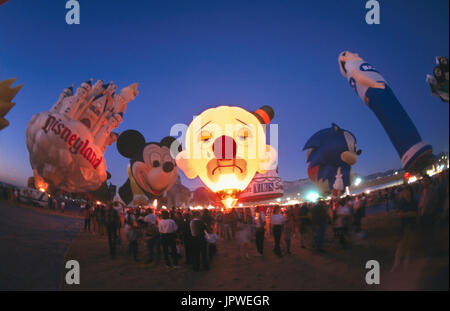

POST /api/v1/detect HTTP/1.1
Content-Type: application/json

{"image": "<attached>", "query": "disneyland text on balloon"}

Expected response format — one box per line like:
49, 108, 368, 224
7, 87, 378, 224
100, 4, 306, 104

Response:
42, 114, 103, 169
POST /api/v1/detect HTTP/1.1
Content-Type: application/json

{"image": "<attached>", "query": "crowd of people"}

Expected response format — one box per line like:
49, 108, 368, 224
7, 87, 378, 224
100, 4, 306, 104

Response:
2, 170, 448, 274
0, 185, 19, 201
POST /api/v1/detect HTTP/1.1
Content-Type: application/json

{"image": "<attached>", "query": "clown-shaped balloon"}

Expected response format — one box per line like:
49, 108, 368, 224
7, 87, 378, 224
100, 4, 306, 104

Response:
176, 105, 277, 208
303, 123, 361, 194
339, 51, 433, 172
0, 78, 23, 131
26, 79, 138, 193
116, 130, 181, 206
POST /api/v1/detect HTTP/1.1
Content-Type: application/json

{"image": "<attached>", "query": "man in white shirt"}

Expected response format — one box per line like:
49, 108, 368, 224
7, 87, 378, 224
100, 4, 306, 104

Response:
270, 206, 285, 257
158, 210, 179, 268
144, 209, 157, 225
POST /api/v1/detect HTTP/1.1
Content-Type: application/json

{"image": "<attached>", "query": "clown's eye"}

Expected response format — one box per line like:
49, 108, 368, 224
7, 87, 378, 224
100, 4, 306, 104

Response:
237, 128, 252, 144
200, 131, 213, 143
153, 160, 160, 167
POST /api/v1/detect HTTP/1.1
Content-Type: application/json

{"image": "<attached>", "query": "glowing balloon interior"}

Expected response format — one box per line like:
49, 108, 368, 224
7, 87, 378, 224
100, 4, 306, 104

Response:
176, 105, 277, 208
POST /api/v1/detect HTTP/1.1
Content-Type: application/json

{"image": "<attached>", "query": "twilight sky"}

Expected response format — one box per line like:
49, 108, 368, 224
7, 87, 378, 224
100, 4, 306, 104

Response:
0, 0, 448, 190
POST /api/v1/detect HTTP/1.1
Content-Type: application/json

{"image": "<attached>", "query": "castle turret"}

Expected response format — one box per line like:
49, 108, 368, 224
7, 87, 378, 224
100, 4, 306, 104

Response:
50, 85, 73, 114
62, 80, 92, 119
112, 83, 138, 115
94, 113, 122, 151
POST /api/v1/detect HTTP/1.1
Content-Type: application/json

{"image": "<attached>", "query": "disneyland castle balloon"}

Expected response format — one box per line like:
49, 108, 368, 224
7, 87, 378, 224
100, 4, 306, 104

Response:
49, 80, 138, 153
26, 79, 138, 193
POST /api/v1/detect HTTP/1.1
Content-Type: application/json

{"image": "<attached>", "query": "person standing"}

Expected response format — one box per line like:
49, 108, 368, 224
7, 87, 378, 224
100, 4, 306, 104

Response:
353, 195, 366, 233
235, 209, 253, 260
158, 210, 179, 268
126, 215, 139, 262
311, 200, 328, 252
391, 186, 419, 272
254, 207, 266, 257
91, 203, 98, 234
181, 212, 193, 265
283, 210, 294, 255
99, 205, 106, 235
106, 204, 120, 259
83, 203, 91, 232
190, 211, 209, 271
297, 203, 309, 248
144, 211, 160, 264
335, 198, 353, 249
216, 211, 224, 238
223, 210, 233, 240
205, 228, 218, 262
271, 205, 284, 257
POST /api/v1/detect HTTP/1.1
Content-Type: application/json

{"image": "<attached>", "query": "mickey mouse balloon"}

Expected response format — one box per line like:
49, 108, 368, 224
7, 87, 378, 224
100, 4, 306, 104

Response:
116, 129, 181, 206
25, 79, 138, 193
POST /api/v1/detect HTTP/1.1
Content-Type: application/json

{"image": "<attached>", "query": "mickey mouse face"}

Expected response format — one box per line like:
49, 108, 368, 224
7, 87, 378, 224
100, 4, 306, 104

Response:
117, 130, 181, 196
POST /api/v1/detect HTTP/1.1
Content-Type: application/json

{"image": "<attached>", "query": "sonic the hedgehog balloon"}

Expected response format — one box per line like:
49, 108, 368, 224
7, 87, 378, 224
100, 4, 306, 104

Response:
0, 78, 23, 131
339, 51, 433, 172
303, 123, 361, 194
25, 79, 138, 193
176, 105, 277, 208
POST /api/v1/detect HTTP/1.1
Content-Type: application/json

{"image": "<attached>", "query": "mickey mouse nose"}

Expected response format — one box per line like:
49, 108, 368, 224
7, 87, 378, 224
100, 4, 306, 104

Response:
213, 135, 237, 160
163, 162, 174, 173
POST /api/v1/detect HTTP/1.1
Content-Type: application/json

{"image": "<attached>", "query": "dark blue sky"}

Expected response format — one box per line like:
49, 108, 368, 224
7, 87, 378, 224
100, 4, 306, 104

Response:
0, 0, 448, 190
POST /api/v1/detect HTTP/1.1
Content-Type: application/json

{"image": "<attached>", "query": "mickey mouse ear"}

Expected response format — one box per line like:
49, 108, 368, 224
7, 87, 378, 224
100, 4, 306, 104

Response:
117, 130, 146, 159
160, 136, 182, 157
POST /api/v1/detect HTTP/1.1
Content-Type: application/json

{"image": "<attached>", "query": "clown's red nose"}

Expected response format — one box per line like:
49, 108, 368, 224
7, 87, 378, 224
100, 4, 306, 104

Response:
213, 135, 237, 159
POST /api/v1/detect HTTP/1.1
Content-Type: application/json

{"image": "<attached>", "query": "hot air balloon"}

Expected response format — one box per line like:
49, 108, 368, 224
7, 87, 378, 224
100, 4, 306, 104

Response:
176, 105, 277, 208
303, 123, 361, 195
338, 51, 433, 173
0, 78, 23, 131
426, 56, 449, 102
25, 79, 138, 193
116, 130, 181, 206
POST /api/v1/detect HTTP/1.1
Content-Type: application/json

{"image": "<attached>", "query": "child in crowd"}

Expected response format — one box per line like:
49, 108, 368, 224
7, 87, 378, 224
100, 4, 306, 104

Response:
205, 229, 218, 262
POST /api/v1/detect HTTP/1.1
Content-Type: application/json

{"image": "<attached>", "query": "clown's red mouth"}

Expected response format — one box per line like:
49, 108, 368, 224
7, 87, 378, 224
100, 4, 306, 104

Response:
207, 159, 247, 183
212, 163, 244, 175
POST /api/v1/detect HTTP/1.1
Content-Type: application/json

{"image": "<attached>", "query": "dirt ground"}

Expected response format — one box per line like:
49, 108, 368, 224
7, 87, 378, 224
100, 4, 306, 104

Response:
61, 210, 449, 291
0, 201, 82, 290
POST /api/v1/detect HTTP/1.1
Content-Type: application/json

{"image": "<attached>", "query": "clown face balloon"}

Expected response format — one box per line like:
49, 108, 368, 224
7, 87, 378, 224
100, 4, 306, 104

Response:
26, 79, 138, 193
176, 105, 277, 208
